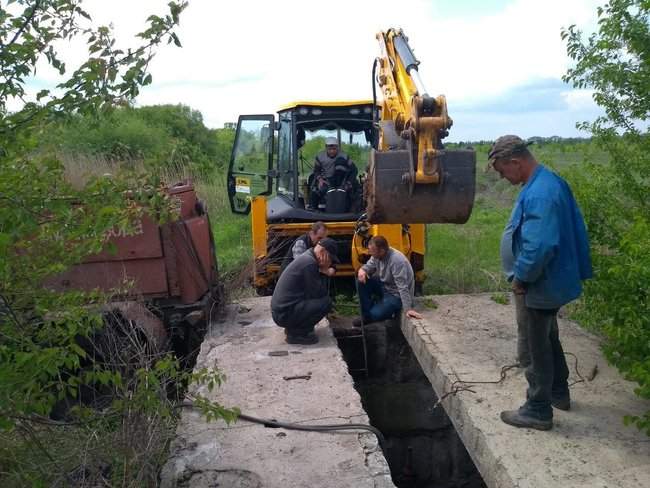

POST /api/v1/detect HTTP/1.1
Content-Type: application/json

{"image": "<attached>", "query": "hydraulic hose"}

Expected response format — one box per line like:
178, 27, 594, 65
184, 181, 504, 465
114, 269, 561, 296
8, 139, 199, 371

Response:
237, 413, 386, 451
372, 57, 379, 136
180, 402, 386, 450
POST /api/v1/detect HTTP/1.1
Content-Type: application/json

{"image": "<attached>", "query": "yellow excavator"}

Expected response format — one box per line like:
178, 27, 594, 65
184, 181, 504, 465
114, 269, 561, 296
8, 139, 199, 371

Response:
227, 28, 476, 294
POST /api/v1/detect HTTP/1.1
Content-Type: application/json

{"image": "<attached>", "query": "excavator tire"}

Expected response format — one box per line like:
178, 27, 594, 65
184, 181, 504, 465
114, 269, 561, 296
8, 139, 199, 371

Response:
366, 148, 476, 224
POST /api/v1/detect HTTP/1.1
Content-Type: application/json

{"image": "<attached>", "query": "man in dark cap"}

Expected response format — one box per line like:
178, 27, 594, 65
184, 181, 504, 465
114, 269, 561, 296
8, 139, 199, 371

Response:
271, 238, 339, 345
489, 135, 592, 430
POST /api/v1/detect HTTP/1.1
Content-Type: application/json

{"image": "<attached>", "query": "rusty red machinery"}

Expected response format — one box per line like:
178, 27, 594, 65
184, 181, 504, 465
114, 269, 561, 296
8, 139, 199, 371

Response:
51, 181, 220, 357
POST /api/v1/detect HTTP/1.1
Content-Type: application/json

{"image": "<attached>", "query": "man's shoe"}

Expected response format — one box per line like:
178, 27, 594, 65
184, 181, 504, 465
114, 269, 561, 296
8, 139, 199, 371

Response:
352, 317, 363, 328
551, 395, 571, 411
285, 333, 318, 345
500, 410, 552, 431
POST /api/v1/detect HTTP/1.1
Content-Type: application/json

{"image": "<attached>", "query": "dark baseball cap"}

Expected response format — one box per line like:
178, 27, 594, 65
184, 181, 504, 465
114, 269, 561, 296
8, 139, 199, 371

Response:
487, 135, 534, 168
317, 238, 340, 263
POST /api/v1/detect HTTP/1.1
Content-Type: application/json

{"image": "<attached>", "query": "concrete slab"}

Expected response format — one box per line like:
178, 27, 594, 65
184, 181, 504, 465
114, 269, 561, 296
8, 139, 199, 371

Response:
161, 297, 395, 488
403, 294, 650, 488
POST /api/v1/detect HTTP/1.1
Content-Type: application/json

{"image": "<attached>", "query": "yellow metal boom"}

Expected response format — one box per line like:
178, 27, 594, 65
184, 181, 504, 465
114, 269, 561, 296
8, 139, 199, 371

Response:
367, 28, 476, 224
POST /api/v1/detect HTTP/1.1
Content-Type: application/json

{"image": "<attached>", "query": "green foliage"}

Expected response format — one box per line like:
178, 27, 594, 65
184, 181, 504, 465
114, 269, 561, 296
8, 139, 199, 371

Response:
0, 158, 175, 421
298, 135, 368, 175
562, 0, 650, 434
332, 294, 359, 317
490, 292, 510, 305
0, 1, 239, 483
40, 105, 236, 175
0, 350, 238, 487
1, 0, 187, 134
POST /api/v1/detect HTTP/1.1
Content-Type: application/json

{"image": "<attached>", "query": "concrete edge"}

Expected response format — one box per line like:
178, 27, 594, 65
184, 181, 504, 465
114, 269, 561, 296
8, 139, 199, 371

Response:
400, 314, 516, 488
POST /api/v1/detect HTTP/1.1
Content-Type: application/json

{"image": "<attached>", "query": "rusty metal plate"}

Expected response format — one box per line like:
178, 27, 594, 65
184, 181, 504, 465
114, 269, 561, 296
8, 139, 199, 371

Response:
170, 216, 213, 304
52, 258, 169, 297
85, 216, 163, 263
168, 183, 198, 218
366, 148, 476, 224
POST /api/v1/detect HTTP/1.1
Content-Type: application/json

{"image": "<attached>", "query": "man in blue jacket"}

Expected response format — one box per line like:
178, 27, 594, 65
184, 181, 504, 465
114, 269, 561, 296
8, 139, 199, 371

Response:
489, 135, 592, 431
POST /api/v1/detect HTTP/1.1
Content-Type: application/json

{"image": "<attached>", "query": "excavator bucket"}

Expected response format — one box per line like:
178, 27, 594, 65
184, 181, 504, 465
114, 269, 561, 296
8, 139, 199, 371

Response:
366, 148, 476, 224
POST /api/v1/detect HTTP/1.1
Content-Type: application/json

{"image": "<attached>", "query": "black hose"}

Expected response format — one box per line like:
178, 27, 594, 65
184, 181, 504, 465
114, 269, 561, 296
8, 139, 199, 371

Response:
237, 413, 386, 451
179, 402, 386, 450
371, 57, 379, 145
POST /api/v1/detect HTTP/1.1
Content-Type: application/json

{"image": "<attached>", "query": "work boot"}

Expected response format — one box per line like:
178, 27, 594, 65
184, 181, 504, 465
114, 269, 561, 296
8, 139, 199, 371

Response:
551, 393, 571, 411
285, 331, 318, 345
500, 409, 553, 431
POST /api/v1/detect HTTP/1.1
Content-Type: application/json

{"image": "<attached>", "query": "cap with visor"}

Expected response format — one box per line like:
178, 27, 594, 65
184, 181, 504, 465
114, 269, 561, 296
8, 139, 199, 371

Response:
487, 135, 534, 169
325, 137, 338, 146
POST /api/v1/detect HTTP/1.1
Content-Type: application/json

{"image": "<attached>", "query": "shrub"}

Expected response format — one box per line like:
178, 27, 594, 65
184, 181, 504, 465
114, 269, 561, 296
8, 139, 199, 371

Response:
563, 0, 650, 434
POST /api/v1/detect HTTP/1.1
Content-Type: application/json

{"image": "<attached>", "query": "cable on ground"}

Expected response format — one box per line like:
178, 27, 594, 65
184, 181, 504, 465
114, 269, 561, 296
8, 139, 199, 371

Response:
432, 351, 591, 411
180, 402, 386, 450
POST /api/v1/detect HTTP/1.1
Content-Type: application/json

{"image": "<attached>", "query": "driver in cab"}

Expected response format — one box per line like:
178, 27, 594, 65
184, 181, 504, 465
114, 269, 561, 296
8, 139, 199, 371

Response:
309, 137, 357, 210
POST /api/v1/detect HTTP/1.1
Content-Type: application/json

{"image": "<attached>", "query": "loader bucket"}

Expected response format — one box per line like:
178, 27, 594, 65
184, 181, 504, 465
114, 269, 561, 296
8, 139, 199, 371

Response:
366, 148, 476, 224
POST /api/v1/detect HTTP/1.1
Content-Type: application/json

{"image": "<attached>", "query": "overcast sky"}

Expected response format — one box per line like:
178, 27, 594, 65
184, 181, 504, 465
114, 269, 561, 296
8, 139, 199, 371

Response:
23, 0, 605, 142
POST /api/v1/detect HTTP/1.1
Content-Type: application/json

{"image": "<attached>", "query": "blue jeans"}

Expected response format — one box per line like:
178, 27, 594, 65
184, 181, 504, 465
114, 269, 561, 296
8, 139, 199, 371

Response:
357, 278, 402, 323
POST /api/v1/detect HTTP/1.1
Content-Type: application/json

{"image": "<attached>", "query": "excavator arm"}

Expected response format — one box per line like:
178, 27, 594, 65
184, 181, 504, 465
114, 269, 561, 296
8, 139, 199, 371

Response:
366, 28, 476, 224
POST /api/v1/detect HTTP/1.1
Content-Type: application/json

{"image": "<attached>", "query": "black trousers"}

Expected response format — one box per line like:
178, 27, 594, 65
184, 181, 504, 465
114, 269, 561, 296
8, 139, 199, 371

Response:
272, 296, 332, 335
521, 306, 570, 419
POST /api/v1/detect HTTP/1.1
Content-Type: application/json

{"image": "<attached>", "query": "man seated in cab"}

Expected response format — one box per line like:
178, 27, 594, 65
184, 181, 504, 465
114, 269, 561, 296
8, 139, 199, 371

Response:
271, 238, 340, 345
355, 235, 423, 326
309, 137, 357, 210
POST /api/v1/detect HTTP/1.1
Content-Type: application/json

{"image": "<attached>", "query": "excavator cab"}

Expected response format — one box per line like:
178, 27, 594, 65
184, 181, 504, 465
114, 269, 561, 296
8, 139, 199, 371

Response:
228, 101, 377, 223
228, 101, 393, 293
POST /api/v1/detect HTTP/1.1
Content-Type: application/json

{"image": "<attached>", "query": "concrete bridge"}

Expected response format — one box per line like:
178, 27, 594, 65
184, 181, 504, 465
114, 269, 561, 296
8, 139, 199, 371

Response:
161, 294, 650, 488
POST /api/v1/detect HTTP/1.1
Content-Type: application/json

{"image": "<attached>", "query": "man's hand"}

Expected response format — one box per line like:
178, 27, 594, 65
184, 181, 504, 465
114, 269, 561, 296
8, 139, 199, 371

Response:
317, 251, 331, 271
326, 267, 336, 277
406, 309, 423, 320
357, 268, 368, 284
512, 278, 526, 295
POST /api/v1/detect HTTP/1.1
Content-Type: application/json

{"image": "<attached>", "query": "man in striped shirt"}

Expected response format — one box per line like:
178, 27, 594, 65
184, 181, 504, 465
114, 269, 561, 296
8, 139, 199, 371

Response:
281, 222, 334, 277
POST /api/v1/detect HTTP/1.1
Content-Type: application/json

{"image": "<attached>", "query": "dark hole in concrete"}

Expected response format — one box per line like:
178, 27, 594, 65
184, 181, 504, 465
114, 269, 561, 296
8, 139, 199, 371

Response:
334, 318, 487, 488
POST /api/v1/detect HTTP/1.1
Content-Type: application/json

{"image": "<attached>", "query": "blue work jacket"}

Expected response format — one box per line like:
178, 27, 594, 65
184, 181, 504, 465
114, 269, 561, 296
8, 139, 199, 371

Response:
509, 165, 592, 309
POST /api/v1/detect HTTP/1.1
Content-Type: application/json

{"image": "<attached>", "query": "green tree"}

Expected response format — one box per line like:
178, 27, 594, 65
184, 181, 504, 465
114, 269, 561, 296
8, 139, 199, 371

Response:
39, 105, 236, 174
562, 0, 650, 434
0, 1, 236, 484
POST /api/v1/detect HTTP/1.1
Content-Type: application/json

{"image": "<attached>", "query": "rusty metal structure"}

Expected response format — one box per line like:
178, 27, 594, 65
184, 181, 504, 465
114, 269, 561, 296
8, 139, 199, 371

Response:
52, 182, 220, 355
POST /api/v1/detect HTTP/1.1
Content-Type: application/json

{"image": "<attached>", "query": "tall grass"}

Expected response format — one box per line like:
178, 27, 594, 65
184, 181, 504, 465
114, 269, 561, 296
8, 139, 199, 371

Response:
424, 206, 511, 294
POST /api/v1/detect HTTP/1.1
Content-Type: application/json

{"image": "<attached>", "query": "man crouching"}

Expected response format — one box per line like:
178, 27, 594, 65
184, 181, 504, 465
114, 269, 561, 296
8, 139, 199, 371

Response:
355, 235, 422, 326
271, 238, 339, 345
